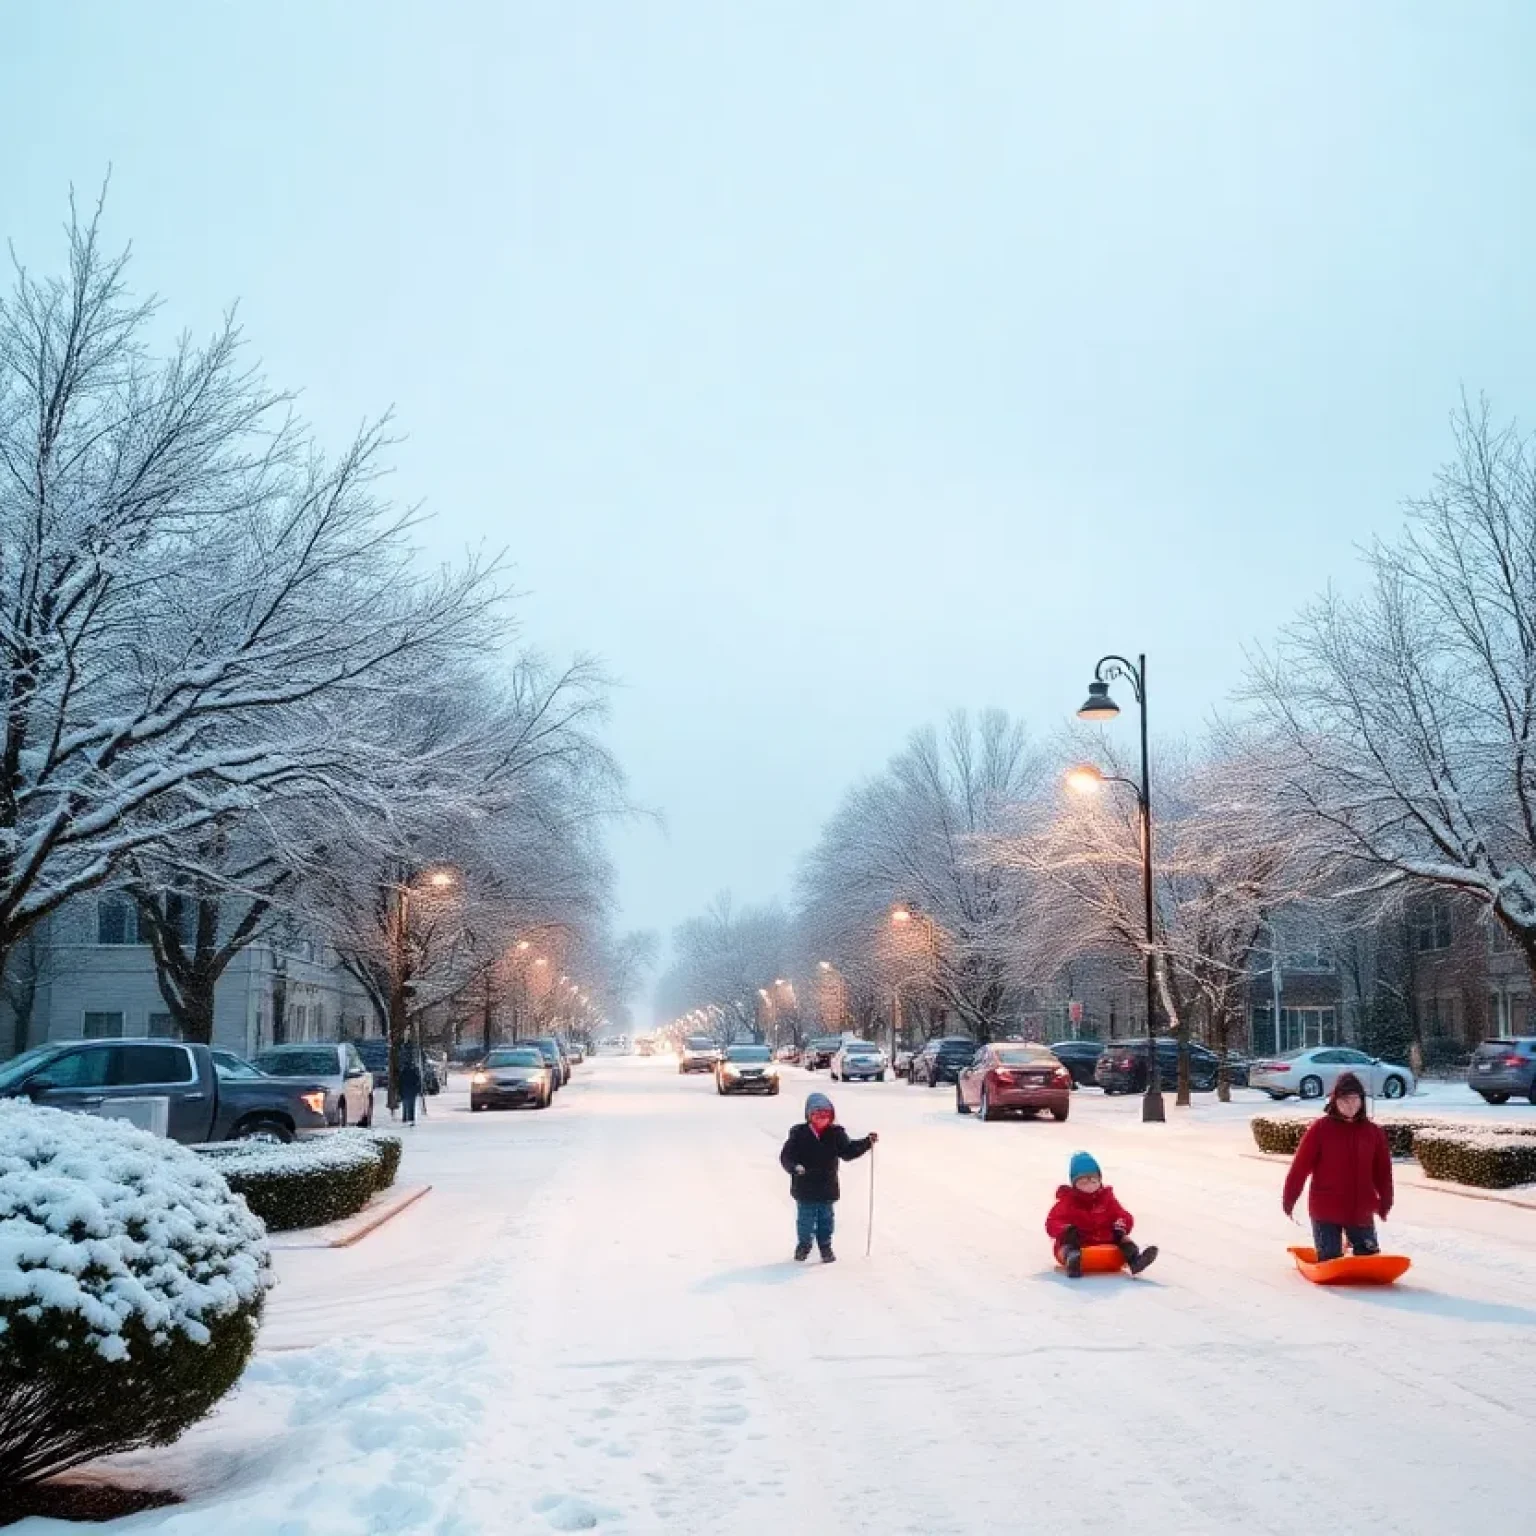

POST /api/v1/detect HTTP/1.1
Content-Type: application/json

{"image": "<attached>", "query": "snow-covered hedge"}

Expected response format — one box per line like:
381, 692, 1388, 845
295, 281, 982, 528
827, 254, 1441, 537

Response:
1413, 1130, 1536, 1189
199, 1129, 401, 1232
1251, 1112, 1536, 1160
0, 1102, 270, 1490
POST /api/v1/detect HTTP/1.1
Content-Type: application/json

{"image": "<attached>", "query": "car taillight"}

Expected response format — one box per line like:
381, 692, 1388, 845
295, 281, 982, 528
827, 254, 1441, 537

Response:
993, 1069, 1017, 1083
1257, 1062, 1291, 1073
1505, 1056, 1524, 1068
1053, 1068, 1072, 1084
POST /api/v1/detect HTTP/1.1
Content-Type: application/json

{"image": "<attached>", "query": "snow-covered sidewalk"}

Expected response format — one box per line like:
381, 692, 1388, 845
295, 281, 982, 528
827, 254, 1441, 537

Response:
22, 1060, 1536, 1534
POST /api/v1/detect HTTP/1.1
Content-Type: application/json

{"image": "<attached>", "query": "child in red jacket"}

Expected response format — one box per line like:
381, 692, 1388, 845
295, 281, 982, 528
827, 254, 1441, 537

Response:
1046, 1152, 1159, 1278
1282, 1071, 1393, 1260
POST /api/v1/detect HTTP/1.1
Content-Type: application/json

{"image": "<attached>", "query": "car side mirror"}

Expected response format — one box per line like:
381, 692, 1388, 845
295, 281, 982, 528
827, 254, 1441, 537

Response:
345, 1066, 365, 1079
24, 1077, 56, 1098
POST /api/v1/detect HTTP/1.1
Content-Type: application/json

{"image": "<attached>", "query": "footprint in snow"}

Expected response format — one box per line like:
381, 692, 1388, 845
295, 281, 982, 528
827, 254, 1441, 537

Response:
702, 1404, 749, 1426
533, 1493, 610, 1531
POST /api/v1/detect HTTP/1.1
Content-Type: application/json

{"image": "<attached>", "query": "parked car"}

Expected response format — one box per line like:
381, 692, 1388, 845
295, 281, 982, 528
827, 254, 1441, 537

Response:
351, 1037, 442, 1096
522, 1036, 570, 1087
451, 1042, 490, 1070
425, 1048, 450, 1089
956, 1043, 1073, 1121
910, 1036, 979, 1087
0, 1039, 334, 1143
470, 1046, 553, 1111
565, 1040, 588, 1065
1219, 1051, 1252, 1089
1094, 1038, 1221, 1095
1467, 1038, 1536, 1104
830, 1041, 888, 1082
802, 1036, 843, 1071
775, 1044, 802, 1064
252, 1041, 376, 1125
679, 1036, 720, 1074
893, 1047, 915, 1079
716, 1044, 781, 1095
1249, 1046, 1414, 1101
1047, 1039, 1105, 1089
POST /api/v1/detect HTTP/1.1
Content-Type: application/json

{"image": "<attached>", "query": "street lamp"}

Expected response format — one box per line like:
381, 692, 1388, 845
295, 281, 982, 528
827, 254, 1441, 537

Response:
1075, 651, 1163, 1124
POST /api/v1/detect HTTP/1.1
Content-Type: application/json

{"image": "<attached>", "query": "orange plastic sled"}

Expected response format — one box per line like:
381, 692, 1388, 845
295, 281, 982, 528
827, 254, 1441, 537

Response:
1287, 1246, 1411, 1286
1056, 1243, 1128, 1275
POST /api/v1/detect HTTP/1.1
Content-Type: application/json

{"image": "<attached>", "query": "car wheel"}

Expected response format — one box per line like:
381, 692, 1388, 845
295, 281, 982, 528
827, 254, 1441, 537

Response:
1383, 1076, 1407, 1100
1051, 1104, 1070, 1122
232, 1116, 293, 1144
471, 1099, 484, 1112
358, 1097, 373, 1128
1480, 1092, 1509, 1104
979, 1088, 996, 1122
927, 1072, 938, 1089
1299, 1075, 1325, 1100
955, 1085, 971, 1115
878, 1070, 887, 1082
337, 1100, 348, 1129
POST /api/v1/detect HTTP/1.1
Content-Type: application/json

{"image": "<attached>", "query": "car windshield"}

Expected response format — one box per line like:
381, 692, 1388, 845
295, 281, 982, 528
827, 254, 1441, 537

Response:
0, 1044, 66, 1092
994, 1046, 1053, 1065
254, 1048, 338, 1076
938, 1040, 976, 1053
212, 1052, 266, 1080
685, 1038, 714, 1051
844, 1042, 877, 1054
725, 1046, 771, 1063
485, 1049, 542, 1068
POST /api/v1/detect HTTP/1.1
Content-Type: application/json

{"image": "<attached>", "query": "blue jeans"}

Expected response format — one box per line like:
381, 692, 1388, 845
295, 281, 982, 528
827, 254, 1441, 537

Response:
796, 1201, 835, 1249
1312, 1220, 1379, 1261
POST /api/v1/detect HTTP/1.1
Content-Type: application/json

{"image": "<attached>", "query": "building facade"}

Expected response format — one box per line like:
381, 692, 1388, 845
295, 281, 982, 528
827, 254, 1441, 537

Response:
0, 893, 377, 1061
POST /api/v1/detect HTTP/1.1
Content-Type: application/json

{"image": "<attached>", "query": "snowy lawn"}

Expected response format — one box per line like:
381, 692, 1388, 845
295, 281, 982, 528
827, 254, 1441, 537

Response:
18, 1059, 1536, 1535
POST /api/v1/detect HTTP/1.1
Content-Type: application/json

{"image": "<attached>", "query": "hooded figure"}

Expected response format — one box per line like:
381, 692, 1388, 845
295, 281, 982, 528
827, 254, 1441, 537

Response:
1283, 1071, 1393, 1257
779, 1093, 873, 1205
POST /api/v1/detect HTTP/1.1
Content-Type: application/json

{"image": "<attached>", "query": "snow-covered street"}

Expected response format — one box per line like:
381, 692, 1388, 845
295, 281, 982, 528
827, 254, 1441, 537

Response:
30, 1058, 1536, 1535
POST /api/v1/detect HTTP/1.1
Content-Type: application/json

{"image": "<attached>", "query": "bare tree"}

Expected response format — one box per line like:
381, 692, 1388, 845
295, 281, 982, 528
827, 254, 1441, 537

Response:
655, 893, 793, 1043
0, 194, 503, 984
1246, 399, 1536, 985
795, 710, 1039, 1041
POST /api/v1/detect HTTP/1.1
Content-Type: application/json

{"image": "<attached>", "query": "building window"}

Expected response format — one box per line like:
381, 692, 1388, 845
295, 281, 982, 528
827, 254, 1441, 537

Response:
147, 1012, 178, 1038
83, 1010, 125, 1039
1282, 943, 1334, 973
1414, 899, 1452, 953
96, 896, 139, 946
1278, 1006, 1338, 1053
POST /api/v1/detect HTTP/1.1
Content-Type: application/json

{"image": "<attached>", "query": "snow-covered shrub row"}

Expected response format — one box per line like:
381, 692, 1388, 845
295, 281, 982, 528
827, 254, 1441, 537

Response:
0, 1102, 270, 1490
200, 1129, 401, 1232
1413, 1131, 1536, 1189
1251, 1113, 1536, 1160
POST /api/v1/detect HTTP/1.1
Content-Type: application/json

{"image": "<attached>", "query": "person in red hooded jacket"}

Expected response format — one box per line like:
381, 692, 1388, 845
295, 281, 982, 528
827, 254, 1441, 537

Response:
1045, 1152, 1159, 1278
1282, 1071, 1393, 1261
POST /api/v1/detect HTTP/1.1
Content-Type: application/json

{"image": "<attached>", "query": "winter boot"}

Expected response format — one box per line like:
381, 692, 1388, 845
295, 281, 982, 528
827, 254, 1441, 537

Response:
819, 1244, 837, 1264
1060, 1225, 1083, 1279
1120, 1240, 1158, 1276
794, 1242, 812, 1262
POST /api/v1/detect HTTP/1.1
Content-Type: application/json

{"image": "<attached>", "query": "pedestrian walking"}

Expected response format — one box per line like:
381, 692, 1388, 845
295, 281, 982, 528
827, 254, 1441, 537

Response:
1282, 1071, 1393, 1260
398, 1052, 423, 1128
778, 1091, 877, 1264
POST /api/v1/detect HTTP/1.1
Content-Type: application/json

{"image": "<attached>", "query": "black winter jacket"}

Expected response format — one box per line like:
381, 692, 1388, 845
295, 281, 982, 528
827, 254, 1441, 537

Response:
779, 1121, 873, 1203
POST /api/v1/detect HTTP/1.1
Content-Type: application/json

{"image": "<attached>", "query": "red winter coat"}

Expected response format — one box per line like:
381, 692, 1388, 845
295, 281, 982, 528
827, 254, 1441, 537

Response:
1045, 1183, 1134, 1247
1282, 1113, 1393, 1226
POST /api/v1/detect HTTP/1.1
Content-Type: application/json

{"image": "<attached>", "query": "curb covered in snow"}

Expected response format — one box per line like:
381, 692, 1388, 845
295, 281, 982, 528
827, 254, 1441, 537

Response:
1240, 1151, 1536, 1211
265, 1183, 432, 1250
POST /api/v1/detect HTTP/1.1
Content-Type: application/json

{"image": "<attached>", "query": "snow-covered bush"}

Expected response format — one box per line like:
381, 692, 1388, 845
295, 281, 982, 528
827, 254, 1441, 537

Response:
1413, 1131, 1536, 1189
203, 1130, 399, 1232
0, 1102, 270, 1490
1251, 1112, 1536, 1160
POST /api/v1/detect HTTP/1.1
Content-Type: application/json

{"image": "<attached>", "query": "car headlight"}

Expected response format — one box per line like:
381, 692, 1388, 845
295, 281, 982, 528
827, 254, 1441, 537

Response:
471, 1071, 488, 1085
301, 1090, 327, 1114
723, 1063, 740, 1076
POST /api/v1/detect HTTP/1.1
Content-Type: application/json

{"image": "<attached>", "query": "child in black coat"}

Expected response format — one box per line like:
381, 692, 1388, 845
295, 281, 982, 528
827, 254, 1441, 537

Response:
778, 1091, 877, 1263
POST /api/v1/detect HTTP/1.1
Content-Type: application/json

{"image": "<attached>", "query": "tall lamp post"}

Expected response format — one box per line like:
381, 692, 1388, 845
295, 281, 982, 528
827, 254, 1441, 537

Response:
1075, 654, 1164, 1124
891, 904, 939, 1052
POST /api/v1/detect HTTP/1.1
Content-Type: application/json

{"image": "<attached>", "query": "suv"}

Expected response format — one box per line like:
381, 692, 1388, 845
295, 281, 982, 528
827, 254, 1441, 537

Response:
910, 1036, 979, 1087
521, 1037, 568, 1089
351, 1037, 442, 1095
1095, 1038, 1220, 1095
803, 1037, 843, 1071
1468, 1038, 1536, 1104
1047, 1039, 1105, 1088
679, 1036, 720, 1074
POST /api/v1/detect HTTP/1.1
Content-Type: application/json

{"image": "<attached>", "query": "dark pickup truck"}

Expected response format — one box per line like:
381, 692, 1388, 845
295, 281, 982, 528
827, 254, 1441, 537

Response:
0, 1039, 332, 1144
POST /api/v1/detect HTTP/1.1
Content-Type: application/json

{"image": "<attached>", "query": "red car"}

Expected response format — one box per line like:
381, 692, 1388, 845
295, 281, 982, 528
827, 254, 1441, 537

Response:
955, 1043, 1072, 1122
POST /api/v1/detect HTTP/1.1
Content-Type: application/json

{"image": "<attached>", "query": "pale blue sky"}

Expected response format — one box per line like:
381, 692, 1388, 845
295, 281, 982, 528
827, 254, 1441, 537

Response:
5, 3, 1533, 958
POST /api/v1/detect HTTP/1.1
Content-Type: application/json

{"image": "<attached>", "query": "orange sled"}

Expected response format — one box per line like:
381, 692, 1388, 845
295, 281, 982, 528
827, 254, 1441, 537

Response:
1287, 1246, 1411, 1286
1056, 1243, 1128, 1275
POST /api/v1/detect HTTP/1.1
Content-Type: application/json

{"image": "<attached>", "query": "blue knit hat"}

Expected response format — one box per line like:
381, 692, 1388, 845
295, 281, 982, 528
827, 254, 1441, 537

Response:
804, 1091, 835, 1120
1069, 1151, 1101, 1183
